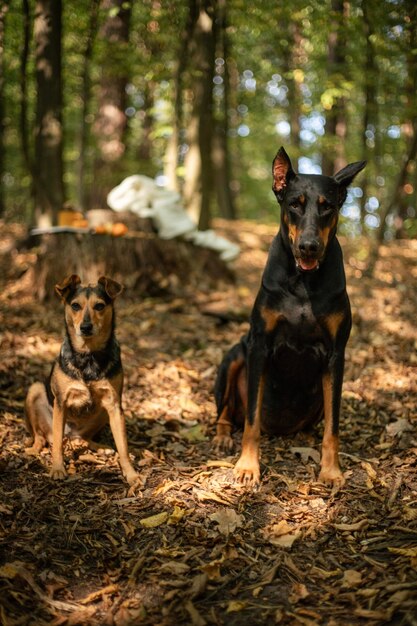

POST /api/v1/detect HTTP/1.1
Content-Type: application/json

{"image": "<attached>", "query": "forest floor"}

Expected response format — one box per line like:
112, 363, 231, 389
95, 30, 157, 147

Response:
0, 219, 416, 626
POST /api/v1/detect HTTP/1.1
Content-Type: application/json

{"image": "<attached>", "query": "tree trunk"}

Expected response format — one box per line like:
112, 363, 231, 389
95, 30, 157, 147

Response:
360, 0, 379, 222
164, 1, 198, 192
212, 0, 236, 220
322, 0, 348, 176
0, 1, 8, 217
377, 0, 417, 242
183, 0, 216, 231
283, 18, 303, 150
76, 0, 100, 211
34, 0, 65, 226
23, 231, 234, 302
91, 0, 131, 209
137, 81, 156, 177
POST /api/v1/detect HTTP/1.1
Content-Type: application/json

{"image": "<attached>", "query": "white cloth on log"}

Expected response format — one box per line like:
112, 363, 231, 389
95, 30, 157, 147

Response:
107, 175, 240, 262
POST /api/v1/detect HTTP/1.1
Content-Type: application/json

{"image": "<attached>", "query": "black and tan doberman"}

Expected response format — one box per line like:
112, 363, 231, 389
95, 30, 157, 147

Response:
25, 274, 140, 488
214, 147, 366, 488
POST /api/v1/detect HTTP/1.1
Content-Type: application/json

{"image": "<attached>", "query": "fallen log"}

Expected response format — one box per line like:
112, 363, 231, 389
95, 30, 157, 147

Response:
23, 229, 235, 301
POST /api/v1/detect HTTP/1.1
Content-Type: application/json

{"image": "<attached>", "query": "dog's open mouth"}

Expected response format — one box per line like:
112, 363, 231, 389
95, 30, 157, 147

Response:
296, 257, 320, 272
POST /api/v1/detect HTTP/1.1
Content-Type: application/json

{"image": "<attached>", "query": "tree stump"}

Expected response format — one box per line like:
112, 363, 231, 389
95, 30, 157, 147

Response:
25, 230, 235, 301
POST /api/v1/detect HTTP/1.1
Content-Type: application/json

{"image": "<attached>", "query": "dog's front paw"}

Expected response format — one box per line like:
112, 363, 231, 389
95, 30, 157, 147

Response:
49, 464, 67, 480
213, 434, 234, 453
234, 455, 260, 488
318, 466, 345, 489
125, 471, 143, 495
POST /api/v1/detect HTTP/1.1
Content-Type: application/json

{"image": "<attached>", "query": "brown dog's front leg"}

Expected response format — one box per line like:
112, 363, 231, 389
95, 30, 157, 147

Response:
50, 401, 67, 480
319, 371, 345, 487
106, 399, 140, 487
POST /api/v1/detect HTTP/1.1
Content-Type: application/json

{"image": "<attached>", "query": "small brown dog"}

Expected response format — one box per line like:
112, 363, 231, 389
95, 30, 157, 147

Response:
25, 274, 140, 488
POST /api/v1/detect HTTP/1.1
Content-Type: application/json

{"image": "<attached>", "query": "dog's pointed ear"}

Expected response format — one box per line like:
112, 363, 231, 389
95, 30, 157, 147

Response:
272, 147, 295, 201
334, 161, 366, 187
55, 274, 81, 301
334, 160, 366, 206
98, 276, 124, 300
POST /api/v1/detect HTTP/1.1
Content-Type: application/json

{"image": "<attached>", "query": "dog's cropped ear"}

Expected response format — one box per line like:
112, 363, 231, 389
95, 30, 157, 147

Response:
98, 276, 124, 300
55, 274, 81, 301
272, 147, 295, 201
333, 160, 366, 206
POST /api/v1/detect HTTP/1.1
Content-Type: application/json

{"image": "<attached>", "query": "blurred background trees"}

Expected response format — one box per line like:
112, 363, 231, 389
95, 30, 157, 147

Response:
0, 0, 416, 239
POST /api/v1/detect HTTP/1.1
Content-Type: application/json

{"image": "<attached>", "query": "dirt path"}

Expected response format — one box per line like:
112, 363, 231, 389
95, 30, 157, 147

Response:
0, 222, 416, 625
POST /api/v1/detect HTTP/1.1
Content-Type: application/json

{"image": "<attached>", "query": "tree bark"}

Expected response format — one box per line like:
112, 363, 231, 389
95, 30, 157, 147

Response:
0, 1, 8, 217
322, 0, 348, 176
91, 0, 131, 209
164, 1, 198, 192
360, 0, 379, 222
76, 0, 100, 211
212, 0, 236, 220
34, 0, 65, 226
183, 0, 217, 231
377, 0, 417, 242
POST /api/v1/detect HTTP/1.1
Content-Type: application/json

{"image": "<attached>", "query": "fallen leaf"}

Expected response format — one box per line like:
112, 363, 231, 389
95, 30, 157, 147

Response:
386, 418, 413, 437
226, 600, 248, 612
179, 424, 207, 442
201, 561, 222, 581
268, 531, 301, 548
194, 489, 232, 506
159, 561, 190, 575
268, 520, 293, 536
334, 519, 369, 532
209, 508, 243, 535
139, 512, 169, 528
290, 447, 321, 464
342, 569, 362, 588
167, 505, 187, 525
289, 582, 310, 603
185, 600, 207, 626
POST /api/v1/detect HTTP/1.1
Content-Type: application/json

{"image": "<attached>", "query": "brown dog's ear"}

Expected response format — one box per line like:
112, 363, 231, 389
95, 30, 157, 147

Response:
98, 276, 124, 300
55, 274, 81, 301
272, 147, 295, 201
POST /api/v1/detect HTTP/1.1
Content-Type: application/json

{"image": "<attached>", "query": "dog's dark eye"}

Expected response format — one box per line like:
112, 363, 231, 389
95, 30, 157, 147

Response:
288, 202, 302, 215
320, 204, 334, 216
71, 302, 81, 311
94, 303, 105, 311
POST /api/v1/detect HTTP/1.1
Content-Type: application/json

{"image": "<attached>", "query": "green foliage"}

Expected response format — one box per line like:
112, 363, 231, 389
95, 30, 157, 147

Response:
1, 0, 416, 237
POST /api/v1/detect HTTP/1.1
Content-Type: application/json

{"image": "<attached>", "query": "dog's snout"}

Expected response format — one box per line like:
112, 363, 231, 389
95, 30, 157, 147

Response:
299, 238, 320, 256
80, 322, 93, 335
80, 311, 93, 336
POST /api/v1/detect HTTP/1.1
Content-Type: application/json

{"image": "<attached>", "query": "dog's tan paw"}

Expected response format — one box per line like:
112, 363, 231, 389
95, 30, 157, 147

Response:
234, 456, 260, 488
126, 472, 143, 495
318, 466, 345, 489
49, 465, 67, 480
25, 445, 41, 456
213, 434, 234, 453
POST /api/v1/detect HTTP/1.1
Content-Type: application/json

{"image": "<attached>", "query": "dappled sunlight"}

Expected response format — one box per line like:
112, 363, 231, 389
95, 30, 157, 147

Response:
0, 222, 416, 624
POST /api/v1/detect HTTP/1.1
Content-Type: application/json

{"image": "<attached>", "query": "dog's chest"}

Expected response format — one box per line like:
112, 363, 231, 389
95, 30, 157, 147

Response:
274, 293, 326, 353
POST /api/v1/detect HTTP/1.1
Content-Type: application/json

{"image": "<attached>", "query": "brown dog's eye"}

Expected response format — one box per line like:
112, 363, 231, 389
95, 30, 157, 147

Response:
94, 303, 106, 311
71, 302, 81, 311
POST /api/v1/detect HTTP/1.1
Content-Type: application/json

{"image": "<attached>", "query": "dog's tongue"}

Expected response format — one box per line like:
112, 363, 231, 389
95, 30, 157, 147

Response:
299, 258, 318, 271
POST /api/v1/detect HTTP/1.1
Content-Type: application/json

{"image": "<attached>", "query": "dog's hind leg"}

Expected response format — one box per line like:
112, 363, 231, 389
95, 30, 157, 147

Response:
213, 342, 247, 453
24, 382, 53, 455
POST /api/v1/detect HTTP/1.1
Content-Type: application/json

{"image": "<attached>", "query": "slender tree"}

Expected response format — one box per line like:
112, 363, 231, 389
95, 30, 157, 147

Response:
183, 0, 217, 230
322, 0, 348, 176
212, 0, 236, 220
92, 0, 132, 208
0, 1, 9, 216
77, 0, 100, 210
165, 1, 198, 192
34, 0, 65, 226
377, 0, 417, 242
